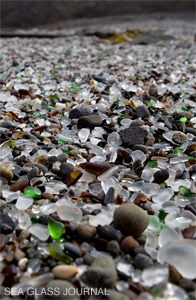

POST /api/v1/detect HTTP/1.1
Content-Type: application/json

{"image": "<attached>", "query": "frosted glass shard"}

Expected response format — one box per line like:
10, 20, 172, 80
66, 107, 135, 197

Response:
151, 282, 188, 300
89, 208, 113, 226
142, 265, 169, 288
88, 182, 103, 195
158, 225, 182, 248
101, 177, 116, 194
152, 188, 174, 204
107, 132, 121, 146
131, 150, 146, 163
97, 166, 118, 181
78, 170, 96, 183
141, 183, 159, 196
157, 239, 196, 279
141, 168, 154, 182
16, 196, 34, 210
144, 233, 158, 260
128, 181, 144, 192
165, 212, 192, 230
78, 128, 90, 143
116, 262, 134, 276
29, 224, 50, 241
57, 206, 82, 222
2, 190, 21, 203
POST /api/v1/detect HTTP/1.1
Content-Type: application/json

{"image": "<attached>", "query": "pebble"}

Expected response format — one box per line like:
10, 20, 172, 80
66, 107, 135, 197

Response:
104, 186, 115, 205
113, 204, 149, 237
14, 249, 25, 261
120, 236, 140, 253
134, 253, 154, 270
153, 169, 169, 184
106, 240, 120, 257
27, 167, 39, 181
0, 213, 15, 235
59, 162, 74, 177
77, 221, 97, 239
52, 265, 78, 280
63, 242, 82, 259
45, 280, 80, 299
0, 233, 6, 251
179, 278, 196, 292
81, 256, 117, 288
132, 144, 148, 154
78, 115, 103, 128
135, 106, 151, 118
0, 165, 13, 180
42, 192, 55, 201
120, 127, 148, 148
97, 225, 124, 242
83, 253, 94, 265
69, 106, 92, 119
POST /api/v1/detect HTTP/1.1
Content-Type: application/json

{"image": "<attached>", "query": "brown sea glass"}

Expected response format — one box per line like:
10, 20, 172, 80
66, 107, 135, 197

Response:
79, 162, 111, 174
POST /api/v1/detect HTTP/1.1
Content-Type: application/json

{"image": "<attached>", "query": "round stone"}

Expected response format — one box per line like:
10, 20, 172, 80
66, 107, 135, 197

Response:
113, 204, 149, 237
106, 240, 120, 258
59, 162, 74, 177
0, 213, 15, 235
120, 236, 139, 254
52, 265, 78, 280
63, 242, 82, 259
78, 115, 102, 128
134, 253, 154, 270
120, 127, 148, 149
77, 221, 97, 239
69, 106, 91, 119
45, 280, 80, 299
153, 169, 169, 184
135, 106, 151, 119
0, 165, 13, 180
27, 167, 39, 181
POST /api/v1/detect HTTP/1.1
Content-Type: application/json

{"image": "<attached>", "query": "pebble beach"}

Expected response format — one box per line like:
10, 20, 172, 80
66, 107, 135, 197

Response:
0, 13, 196, 300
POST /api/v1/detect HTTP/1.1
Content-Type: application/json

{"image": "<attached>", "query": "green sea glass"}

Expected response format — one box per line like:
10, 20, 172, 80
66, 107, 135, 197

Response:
179, 186, 195, 197
48, 242, 73, 263
24, 186, 42, 198
48, 218, 65, 239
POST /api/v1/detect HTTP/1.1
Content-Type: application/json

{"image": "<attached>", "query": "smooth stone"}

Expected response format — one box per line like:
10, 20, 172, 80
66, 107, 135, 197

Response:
78, 115, 102, 128
106, 240, 120, 258
52, 265, 78, 280
0, 165, 13, 180
69, 106, 91, 119
130, 118, 145, 127
113, 204, 149, 237
60, 162, 74, 177
77, 221, 97, 239
153, 169, 169, 184
42, 192, 55, 201
179, 278, 196, 292
132, 144, 148, 154
63, 242, 82, 259
81, 256, 117, 288
120, 236, 139, 254
104, 187, 115, 205
97, 225, 124, 242
83, 253, 94, 265
135, 106, 151, 119
27, 167, 39, 181
58, 153, 68, 162
134, 253, 154, 270
120, 127, 148, 148
14, 249, 25, 261
45, 280, 80, 299
0, 213, 15, 235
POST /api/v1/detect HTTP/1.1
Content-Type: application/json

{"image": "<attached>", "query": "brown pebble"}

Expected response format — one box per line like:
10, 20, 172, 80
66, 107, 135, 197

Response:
42, 192, 55, 201
15, 249, 25, 261
52, 265, 78, 279
17, 229, 30, 242
121, 236, 139, 254
169, 264, 182, 284
36, 199, 45, 205
5, 251, 14, 263
0, 165, 13, 180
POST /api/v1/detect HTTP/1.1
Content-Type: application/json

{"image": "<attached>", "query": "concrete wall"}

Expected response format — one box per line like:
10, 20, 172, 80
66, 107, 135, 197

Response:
1, 0, 195, 29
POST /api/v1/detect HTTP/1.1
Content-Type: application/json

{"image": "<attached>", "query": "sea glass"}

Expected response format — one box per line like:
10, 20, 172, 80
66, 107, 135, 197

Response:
48, 217, 65, 239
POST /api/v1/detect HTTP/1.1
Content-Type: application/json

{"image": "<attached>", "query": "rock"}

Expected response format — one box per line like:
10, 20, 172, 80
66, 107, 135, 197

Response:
113, 204, 149, 237
59, 162, 74, 177
135, 106, 151, 118
120, 236, 139, 253
81, 256, 117, 288
0, 233, 6, 251
130, 118, 145, 127
17, 229, 30, 242
97, 225, 124, 242
106, 240, 120, 258
0, 213, 15, 235
27, 167, 39, 181
58, 153, 68, 162
153, 169, 169, 184
69, 106, 91, 119
78, 115, 102, 128
134, 253, 154, 270
63, 242, 82, 259
14, 249, 25, 261
52, 265, 78, 280
120, 127, 148, 148
179, 278, 196, 292
132, 144, 148, 154
104, 187, 115, 205
42, 192, 55, 201
0, 165, 13, 180
45, 280, 80, 299
83, 253, 94, 265
77, 221, 97, 239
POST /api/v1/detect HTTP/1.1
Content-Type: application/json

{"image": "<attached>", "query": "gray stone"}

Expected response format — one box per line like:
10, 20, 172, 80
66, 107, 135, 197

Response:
69, 106, 91, 119
113, 204, 149, 237
135, 106, 151, 119
153, 169, 169, 184
132, 144, 148, 154
0, 213, 15, 235
60, 162, 74, 177
45, 280, 80, 299
106, 240, 120, 258
134, 253, 154, 270
130, 118, 145, 127
81, 256, 117, 288
58, 153, 68, 162
120, 127, 148, 148
27, 167, 39, 181
78, 115, 102, 128
77, 221, 97, 239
